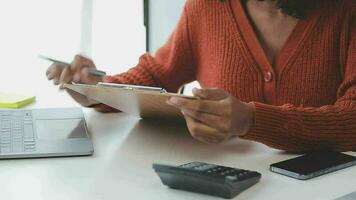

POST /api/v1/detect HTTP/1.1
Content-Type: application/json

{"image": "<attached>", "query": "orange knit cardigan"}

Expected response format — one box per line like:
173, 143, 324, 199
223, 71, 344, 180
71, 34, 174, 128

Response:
95, 0, 356, 152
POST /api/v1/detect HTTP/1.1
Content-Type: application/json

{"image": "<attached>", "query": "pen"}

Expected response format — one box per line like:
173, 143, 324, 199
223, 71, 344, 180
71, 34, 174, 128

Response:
39, 55, 107, 77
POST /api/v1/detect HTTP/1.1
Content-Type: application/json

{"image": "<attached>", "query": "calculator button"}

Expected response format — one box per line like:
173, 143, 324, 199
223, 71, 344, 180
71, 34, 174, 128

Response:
226, 175, 238, 181
195, 164, 216, 171
180, 162, 204, 169
232, 169, 244, 174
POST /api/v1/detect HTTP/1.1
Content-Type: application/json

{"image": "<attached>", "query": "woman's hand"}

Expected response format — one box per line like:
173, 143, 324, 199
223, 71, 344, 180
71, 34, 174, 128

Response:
46, 54, 103, 107
167, 88, 255, 144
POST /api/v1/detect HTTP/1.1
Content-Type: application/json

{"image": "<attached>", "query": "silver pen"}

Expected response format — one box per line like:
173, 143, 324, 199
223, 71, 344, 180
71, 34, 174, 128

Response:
39, 55, 106, 77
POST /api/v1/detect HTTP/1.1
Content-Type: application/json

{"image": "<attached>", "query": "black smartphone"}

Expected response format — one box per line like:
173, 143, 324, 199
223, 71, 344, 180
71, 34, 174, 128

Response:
270, 152, 356, 180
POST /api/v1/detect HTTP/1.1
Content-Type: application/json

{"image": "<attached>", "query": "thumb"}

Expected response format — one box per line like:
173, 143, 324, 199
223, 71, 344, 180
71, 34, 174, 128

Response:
192, 88, 229, 101
78, 67, 102, 84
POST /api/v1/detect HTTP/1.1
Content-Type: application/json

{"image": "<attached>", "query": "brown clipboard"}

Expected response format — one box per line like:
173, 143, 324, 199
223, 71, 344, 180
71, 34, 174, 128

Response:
64, 83, 197, 119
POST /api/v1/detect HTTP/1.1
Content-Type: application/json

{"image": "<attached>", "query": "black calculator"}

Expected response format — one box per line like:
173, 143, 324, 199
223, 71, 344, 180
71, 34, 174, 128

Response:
153, 162, 261, 199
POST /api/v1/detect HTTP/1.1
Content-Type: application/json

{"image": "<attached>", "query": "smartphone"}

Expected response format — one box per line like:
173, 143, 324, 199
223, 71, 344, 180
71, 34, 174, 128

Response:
270, 152, 356, 180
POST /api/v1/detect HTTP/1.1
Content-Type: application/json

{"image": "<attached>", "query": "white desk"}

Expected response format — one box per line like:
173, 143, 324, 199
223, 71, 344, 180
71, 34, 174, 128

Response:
1, 91, 355, 200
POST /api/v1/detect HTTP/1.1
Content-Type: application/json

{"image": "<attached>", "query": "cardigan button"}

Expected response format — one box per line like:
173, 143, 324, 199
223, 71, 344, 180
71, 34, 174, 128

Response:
264, 71, 273, 82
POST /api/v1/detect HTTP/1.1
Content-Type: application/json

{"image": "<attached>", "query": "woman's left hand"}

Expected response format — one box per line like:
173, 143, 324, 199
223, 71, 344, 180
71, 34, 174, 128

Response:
167, 88, 255, 144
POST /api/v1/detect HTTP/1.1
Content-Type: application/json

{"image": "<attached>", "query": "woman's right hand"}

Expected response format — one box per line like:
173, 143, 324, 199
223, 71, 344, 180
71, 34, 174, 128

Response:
46, 54, 103, 107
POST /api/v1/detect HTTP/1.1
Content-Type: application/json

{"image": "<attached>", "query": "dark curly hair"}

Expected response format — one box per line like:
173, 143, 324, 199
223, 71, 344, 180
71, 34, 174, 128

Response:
271, 0, 315, 19
240, 0, 316, 19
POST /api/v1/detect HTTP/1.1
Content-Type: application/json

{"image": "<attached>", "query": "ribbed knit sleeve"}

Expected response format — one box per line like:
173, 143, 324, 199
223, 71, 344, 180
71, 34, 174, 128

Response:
244, 11, 356, 152
104, 5, 196, 89
94, 2, 196, 112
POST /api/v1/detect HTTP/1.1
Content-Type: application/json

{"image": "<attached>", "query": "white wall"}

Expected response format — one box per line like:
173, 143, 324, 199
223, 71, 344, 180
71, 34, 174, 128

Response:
92, 0, 146, 75
0, 0, 145, 106
0, 0, 196, 103
148, 0, 185, 54
0, 0, 82, 96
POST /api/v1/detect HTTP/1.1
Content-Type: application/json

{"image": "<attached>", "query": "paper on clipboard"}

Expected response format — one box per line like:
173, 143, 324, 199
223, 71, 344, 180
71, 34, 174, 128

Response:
64, 83, 197, 119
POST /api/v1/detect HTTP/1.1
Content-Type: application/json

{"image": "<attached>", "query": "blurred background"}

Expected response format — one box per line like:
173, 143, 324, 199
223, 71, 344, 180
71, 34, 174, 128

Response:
0, 0, 193, 108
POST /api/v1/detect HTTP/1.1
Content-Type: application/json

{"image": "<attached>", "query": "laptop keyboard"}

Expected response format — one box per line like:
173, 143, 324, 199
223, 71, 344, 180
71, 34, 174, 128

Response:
0, 110, 36, 153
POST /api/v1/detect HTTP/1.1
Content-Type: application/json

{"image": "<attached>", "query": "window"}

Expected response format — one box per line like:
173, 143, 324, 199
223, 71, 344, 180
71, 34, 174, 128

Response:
0, 0, 145, 104
0, 0, 82, 94
92, 0, 146, 75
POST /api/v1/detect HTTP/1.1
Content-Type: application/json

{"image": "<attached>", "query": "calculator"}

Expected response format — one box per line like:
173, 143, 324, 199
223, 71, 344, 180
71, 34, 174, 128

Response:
153, 162, 261, 199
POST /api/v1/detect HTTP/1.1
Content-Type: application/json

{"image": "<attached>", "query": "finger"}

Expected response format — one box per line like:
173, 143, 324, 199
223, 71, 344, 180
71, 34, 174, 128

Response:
168, 98, 225, 116
47, 64, 63, 80
46, 63, 59, 76
193, 88, 229, 101
184, 114, 227, 142
194, 131, 226, 143
194, 135, 224, 144
181, 108, 229, 132
53, 77, 59, 85
71, 54, 93, 73
77, 68, 102, 84
46, 65, 52, 76
59, 66, 72, 88
194, 133, 226, 144
193, 132, 225, 144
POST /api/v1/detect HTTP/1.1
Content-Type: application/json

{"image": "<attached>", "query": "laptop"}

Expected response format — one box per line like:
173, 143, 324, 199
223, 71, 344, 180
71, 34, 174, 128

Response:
0, 107, 94, 159
335, 191, 356, 200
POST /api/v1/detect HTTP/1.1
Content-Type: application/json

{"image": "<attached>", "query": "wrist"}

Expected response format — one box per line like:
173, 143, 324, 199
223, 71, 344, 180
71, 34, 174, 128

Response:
239, 102, 256, 137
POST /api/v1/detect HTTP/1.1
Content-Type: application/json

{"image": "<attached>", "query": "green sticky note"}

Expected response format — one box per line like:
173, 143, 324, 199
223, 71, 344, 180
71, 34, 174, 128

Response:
0, 92, 36, 109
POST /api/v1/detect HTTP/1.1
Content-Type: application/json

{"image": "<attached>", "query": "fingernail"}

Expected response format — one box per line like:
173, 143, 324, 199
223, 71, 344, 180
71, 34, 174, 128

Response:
192, 88, 200, 94
73, 74, 80, 82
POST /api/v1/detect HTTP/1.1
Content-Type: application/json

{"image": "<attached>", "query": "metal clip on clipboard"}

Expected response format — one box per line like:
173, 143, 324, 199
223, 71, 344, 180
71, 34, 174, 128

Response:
97, 82, 167, 93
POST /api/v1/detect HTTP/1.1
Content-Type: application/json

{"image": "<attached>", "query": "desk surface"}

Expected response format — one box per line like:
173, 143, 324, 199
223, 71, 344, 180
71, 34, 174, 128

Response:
0, 92, 355, 200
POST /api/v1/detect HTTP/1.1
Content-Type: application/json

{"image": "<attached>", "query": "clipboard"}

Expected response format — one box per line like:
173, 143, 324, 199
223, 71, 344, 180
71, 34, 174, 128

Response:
64, 83, 197, 119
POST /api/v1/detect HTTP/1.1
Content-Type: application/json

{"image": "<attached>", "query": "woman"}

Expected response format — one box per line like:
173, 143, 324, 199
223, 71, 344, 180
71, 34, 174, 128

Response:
46, 0, 356, 152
